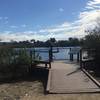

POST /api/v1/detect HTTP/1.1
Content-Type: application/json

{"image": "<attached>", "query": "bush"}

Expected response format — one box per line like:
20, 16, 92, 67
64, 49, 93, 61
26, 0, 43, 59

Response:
0, 47, 41, 79
14, 48, 31, 65
0, 47, 13, 66
84, 26, 100, 74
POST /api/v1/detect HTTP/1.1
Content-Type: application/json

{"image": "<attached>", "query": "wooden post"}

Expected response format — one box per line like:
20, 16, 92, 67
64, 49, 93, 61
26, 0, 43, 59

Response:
33, 49, 35, 60
77, 52, 80, 62
49, 46, 53, 62
70, 54, 73, 61
30, 50, 32, 65
49, 49, 51, 68
28, 50, 33, 74
80, 49, 82, 68
69, 48, 73, 61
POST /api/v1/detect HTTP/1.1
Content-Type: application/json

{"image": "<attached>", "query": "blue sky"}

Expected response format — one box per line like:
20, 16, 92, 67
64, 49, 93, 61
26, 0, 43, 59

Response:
0, 0, 100, 41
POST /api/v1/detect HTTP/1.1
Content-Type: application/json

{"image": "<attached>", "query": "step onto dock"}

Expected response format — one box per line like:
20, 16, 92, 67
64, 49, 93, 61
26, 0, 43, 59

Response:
47, 61, 100, 93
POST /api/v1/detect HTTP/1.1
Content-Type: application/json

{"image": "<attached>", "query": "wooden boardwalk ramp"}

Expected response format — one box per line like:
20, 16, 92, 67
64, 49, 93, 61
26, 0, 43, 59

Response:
46, 60, 100, 93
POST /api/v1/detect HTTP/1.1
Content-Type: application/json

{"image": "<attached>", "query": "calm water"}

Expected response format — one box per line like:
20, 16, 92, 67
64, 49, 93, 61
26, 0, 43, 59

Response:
15, 47, 81, 61
34, 47, 80, 60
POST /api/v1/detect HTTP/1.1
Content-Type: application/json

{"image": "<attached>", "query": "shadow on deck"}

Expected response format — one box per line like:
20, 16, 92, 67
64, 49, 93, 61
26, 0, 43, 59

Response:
46, 60, 100, 94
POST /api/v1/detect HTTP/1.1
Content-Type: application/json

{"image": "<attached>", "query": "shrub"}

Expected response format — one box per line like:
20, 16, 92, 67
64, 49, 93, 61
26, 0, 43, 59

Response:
84, 25, 100, 74
0, 47, 41, 79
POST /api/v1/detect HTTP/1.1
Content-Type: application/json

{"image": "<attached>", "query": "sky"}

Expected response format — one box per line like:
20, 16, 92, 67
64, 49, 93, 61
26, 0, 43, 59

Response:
0, 0, 100, 42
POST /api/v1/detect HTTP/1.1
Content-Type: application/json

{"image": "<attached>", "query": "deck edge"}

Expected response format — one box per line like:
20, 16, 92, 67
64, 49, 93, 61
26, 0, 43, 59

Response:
82, 68, 100, 88
46, 69, 52, 92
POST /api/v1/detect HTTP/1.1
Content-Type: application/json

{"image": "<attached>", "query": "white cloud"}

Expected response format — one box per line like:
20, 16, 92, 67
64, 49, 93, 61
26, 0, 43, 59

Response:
10, 24, 27, 29
0, 31, 52, 42
0, 17, 3, 20
0, 0, 100, 42
0, 20, 86, 42
10, 25, 18, 28
0, 17, 8, 20
39, 27, 67, 33
38, 22, 72, 33
21, 24, 27, 28
85, 0, 100, 10
57, 22, 71, 27
59, 8, 64, 12
79, 10, 100, 27
87, 0, 100, 7
37, 0, 100, 40
78, 0, 100, 32
4, 17, 8, 20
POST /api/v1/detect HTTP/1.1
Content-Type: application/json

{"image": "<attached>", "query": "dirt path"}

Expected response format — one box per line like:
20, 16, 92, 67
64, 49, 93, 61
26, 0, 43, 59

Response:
21, 91, 100, 100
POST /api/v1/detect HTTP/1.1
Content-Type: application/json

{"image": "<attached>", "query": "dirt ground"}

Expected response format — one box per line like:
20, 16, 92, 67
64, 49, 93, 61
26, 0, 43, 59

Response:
0, 80, 100, 100
0, 68, 100, 100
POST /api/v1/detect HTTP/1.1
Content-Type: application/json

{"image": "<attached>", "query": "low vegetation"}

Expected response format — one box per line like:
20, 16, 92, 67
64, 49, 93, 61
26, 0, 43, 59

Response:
0, 47, 41, 81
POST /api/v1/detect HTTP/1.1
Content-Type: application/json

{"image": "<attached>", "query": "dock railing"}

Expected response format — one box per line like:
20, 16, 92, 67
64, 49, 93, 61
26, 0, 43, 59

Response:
79, 48, 96, 69
30, 47, 59, 68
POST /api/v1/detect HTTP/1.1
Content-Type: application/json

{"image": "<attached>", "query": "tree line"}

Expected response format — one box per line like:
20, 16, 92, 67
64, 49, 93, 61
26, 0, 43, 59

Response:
0, 37, 84, 47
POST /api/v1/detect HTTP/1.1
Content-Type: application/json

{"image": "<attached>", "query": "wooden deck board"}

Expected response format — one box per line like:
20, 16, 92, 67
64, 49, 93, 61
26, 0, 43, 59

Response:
47, 60, 100, 93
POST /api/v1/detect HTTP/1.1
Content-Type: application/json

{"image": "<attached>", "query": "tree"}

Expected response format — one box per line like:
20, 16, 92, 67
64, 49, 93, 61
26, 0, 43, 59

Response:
84, 25, 100, 49
30, 39, 35, 46
68, 37, 80, 46
84, 22, 100, 73
30, 39, 35, 43
45, 38, 56, 47
50, 38, 56, 43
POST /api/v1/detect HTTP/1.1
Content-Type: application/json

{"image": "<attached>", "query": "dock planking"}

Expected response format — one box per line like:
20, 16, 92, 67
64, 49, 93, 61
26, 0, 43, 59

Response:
46, 60, 100, 93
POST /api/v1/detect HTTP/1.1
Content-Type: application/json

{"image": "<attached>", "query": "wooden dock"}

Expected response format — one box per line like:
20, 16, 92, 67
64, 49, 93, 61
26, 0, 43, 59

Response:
46, 60, 100, 93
